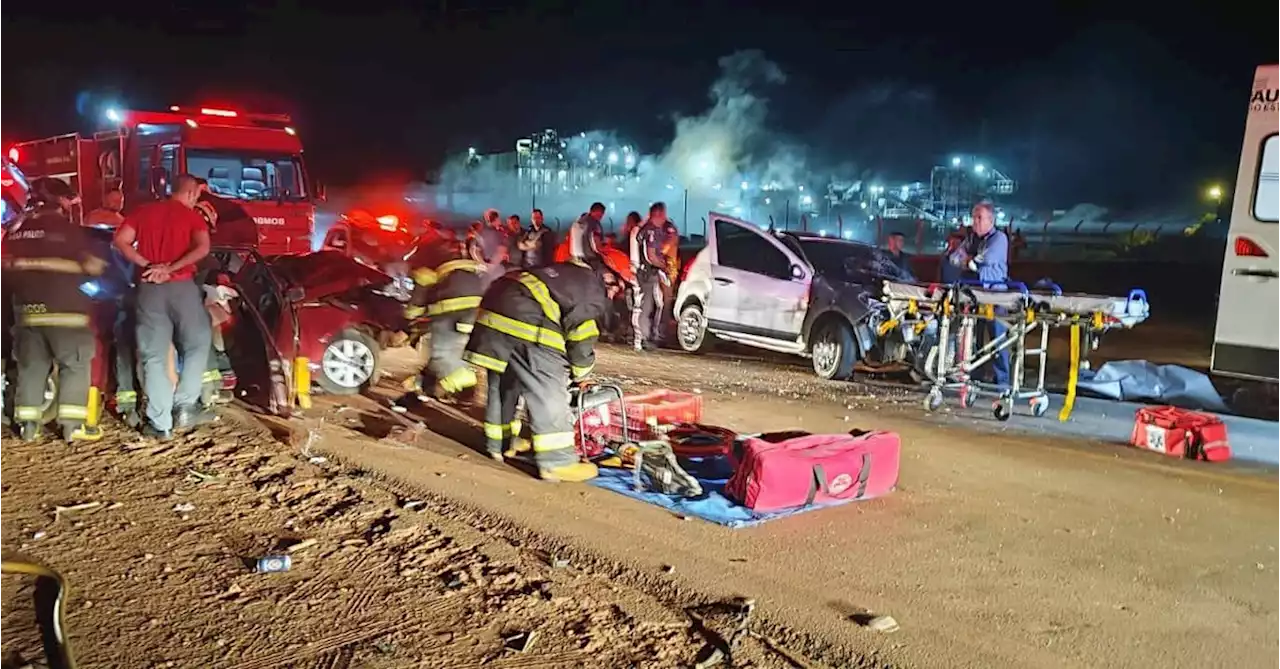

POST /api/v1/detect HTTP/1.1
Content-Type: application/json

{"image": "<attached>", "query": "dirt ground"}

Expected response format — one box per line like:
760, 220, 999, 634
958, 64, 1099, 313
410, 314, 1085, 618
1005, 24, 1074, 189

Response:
0, 414, 773, 668
3, 342, 1277, 668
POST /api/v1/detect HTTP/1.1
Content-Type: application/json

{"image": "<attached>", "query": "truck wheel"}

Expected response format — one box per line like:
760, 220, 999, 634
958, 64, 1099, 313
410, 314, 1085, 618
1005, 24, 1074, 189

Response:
677, 303, 714, 354
316, 329, 380, 395
811, 319, 857, 381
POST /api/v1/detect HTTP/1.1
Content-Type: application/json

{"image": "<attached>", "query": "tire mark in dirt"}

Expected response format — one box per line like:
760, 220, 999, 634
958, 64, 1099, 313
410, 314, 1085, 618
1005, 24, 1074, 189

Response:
231, 618, 419, 669
442, 651, 589, 669
311, 645, 354, 669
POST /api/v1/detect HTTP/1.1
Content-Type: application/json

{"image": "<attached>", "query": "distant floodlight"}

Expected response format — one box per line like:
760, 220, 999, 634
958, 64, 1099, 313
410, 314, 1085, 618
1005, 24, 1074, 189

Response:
588, 150, 598, 160
974, 164, 986, 174
608, 151, 618, 164
105, 108, 122, 123
819, 229, 829, 237
740, 181, 749, 190
951, 156, 961, 166
798, 185, 804, 192
800, 195, 813, 205
596, 143, 604, 151
764, 197, 771, 205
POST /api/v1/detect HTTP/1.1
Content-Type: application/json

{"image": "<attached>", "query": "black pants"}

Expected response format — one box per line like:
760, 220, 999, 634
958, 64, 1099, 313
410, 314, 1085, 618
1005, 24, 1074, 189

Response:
631, 271, 665, 348
114, 306, 140, 409
13, 325, 94, 430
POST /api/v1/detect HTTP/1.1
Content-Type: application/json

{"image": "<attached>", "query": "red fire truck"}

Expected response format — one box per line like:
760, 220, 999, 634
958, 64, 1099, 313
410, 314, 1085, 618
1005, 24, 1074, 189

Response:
12, 106, 321, 255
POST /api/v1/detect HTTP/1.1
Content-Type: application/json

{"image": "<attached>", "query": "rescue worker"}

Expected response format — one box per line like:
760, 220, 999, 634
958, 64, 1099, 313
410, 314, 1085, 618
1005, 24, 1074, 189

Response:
401, 241, 488, 400
192, 178, 251, 406
84, 189, 125, 228
3, 178, 106, 442
504, 214, 524, 268
886, 232, 912, 276
953, 201, 1011, 386
568, 202, 606, 267
630, 202, 674, 351
463, 260, 623, 481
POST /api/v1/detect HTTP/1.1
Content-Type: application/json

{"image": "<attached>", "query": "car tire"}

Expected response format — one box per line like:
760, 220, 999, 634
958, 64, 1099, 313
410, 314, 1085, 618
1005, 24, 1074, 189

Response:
316, 328, 380, 395
676, 303, 714, 354
811, 319, 857, 381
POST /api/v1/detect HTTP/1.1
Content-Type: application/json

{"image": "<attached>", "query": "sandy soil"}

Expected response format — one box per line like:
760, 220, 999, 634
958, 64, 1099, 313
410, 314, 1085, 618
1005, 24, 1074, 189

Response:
0, 414, 773, 668
3, 343, 1276, 669
309, 345, 1277, 669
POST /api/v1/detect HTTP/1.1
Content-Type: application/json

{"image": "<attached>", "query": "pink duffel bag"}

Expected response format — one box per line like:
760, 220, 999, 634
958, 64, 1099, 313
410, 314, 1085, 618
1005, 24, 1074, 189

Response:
726, 431, 901, 512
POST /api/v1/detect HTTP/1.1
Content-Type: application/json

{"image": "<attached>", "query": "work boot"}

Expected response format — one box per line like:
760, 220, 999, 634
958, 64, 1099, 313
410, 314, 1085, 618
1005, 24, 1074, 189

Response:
118, 404, 142, 429
64, 424, 103, 443
142, 424, 173, 441
487, 451, 505, 463
173, 405, 216, 431
538, 461, 599, 482
17, 421, 41, 442
503, 437, 532, 459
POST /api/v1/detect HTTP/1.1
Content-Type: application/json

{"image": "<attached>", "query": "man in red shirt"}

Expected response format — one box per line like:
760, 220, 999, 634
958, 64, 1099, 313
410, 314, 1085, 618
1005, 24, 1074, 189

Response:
113, 174, 213, 438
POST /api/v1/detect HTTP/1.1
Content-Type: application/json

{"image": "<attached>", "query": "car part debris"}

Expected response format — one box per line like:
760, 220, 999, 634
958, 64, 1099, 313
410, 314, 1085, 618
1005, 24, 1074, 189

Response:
255, 556, 292, 573
503, 630, 537, 653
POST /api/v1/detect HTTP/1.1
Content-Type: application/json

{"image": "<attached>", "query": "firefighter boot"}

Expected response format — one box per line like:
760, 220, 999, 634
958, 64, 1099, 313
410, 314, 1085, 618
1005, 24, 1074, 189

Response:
63, 423, 103, 443
434, 367, 478, 401
538, 461, 599, 483
174, 404, 216, 431
17, 421, 42, 442
118, 403, 142, 429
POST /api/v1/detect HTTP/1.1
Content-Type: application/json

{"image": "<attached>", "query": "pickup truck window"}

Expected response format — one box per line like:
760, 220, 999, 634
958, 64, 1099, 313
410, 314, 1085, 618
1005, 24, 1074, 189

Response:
715, 220, 790, 279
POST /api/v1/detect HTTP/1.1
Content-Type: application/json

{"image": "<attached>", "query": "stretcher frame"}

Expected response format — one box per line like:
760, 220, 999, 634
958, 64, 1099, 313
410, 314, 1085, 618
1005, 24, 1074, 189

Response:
879, 280, 1150, 422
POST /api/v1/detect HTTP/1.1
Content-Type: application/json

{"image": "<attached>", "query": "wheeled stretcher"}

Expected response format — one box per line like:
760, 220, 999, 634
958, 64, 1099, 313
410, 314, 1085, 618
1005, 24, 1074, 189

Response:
879, 280, 1150, 421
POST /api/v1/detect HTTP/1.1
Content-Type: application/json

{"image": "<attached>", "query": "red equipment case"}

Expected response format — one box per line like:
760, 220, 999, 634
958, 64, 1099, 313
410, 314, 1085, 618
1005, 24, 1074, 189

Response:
1129, 406, 1231, 462
726, 431, 901, 512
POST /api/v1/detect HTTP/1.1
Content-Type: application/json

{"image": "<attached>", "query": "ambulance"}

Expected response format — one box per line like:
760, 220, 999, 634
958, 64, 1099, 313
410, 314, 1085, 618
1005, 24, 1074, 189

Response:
1212, 65, 1279, 381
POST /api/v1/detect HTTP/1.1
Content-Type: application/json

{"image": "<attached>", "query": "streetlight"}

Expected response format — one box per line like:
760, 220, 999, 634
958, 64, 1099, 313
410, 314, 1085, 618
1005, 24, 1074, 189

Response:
974, 164, 986, 175
607, 151, 619, 164
1207, 185, 1224, 201
951, 156, 961, 167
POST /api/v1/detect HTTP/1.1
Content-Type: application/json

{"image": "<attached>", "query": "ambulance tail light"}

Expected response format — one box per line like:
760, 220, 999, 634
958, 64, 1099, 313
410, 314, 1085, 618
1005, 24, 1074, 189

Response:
200, 107, 239, 118
376, 215, 400, 231
1234, 236, 1269, 258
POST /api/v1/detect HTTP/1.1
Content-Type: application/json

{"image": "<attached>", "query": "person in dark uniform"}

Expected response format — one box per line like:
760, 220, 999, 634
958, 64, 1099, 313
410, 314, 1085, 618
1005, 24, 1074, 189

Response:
463, 260, 622, 481
886, 232, 912, 277
516, 209, 556, 269
3, 178, 107, 442
630, 202, 674, 350
401, 242, 487, 401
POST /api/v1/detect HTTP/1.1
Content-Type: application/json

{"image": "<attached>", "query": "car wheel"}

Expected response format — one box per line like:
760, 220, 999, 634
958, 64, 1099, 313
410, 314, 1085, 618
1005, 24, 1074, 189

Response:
677, 303, 714, 354
316, 329, 380, 395
811, 319, 857, 381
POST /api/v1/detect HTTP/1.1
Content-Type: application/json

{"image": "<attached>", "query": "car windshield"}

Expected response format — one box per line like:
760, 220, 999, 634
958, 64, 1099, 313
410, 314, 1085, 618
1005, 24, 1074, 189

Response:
796, 238, 913, 282
186, 149, 306, 202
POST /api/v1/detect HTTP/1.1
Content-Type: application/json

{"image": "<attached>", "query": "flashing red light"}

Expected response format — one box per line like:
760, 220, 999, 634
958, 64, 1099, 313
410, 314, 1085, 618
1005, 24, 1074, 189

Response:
1234, 236, 1269, 258
6, 147, 17, 163
200, 107, 238, 118
376, 214, 401, 231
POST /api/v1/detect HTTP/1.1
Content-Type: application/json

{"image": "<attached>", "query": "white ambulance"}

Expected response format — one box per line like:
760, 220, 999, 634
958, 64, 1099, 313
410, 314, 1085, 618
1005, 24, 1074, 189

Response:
1212, 64, 1279, 381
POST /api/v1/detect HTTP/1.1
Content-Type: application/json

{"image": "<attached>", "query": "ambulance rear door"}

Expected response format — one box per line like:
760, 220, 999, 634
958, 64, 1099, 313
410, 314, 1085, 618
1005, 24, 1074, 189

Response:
1211, 64, 1279, 381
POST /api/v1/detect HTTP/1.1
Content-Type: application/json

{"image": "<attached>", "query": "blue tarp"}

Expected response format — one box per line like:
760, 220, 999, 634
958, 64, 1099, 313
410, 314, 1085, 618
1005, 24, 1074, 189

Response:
588, 457, 860, 528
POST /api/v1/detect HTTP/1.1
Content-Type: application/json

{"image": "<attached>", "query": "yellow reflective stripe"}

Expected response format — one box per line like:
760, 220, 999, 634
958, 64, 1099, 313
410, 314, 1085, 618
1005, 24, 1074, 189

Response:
437, 259, 484, 276
427, 295, 482, 316
510, 419, 523, 437
531, 431, 575, 453
484, 423, 507, 440
455, 321, 474, 334
115, 391, 138, 403
463, 351, 508, 373
571, 363, 594, 380
565, 319, 599, 342
405, 305, 426, 319
10, 257, 86, 274
474, 310, 566, 352
201, 370, 222, 383
412, 267, 439, 287
516, 273, 562, 323
440, 367, 478, 393
14, 406, 43, 421
20, 313, 90, 327
57, 405, 89, 420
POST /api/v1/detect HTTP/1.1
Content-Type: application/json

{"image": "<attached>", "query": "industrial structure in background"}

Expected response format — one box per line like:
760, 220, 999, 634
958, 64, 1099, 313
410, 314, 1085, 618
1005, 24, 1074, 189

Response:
420, 127, 1213, 260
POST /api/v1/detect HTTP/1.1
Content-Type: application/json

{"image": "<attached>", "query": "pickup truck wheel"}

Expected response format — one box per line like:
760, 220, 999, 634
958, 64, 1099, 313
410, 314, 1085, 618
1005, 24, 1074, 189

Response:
811, 319, 857, 381
676, 303, 714, 354
316, 329, 380, 395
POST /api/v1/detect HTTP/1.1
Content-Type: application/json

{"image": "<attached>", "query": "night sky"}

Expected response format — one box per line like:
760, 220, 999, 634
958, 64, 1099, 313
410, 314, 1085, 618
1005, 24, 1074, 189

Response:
3, 0, 1274, 209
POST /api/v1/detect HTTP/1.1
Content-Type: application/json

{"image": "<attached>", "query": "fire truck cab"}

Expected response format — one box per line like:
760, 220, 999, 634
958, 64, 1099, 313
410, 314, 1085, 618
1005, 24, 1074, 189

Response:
12, 106, 319, 255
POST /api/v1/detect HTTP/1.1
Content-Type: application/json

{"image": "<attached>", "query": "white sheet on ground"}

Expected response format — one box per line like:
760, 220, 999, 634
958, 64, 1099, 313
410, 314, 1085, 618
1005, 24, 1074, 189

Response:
1076, 360, 1227, 412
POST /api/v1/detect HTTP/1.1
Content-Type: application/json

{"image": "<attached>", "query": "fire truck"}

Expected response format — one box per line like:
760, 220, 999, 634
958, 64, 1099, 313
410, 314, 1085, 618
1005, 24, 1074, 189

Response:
12, 106, 321, 254
1, 150, 30, 226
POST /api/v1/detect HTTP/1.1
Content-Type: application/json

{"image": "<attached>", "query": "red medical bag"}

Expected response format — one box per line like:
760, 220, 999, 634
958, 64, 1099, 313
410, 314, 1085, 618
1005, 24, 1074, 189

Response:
726, 431, 901, 512
1129, 406, 1231, 462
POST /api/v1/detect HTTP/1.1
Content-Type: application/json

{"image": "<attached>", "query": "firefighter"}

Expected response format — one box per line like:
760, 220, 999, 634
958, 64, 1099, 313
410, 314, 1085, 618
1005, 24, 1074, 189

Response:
401, 242, 488, 400
630, 202, 674, 351
3, 178, 106, 442
462, 260, 622, 481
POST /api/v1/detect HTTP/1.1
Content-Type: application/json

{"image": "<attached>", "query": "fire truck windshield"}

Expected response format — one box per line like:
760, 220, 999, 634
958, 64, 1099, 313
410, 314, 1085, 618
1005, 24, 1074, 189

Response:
185, 149, 306, 202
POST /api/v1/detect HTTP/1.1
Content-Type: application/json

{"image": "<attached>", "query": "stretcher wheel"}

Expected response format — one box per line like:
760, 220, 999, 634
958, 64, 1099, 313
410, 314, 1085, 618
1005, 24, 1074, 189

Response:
993, 397, 1013, 422
1030, 395, 1050, 418
959, 386, 978, 408
924, 390, 943, 413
